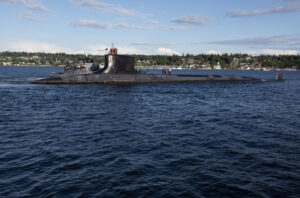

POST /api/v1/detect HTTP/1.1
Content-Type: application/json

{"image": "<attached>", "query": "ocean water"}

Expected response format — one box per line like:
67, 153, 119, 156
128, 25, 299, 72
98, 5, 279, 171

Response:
0, 66, 299, 198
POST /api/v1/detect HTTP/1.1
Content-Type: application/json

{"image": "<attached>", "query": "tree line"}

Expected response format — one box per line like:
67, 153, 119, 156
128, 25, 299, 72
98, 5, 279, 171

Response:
0, 51, 299, 69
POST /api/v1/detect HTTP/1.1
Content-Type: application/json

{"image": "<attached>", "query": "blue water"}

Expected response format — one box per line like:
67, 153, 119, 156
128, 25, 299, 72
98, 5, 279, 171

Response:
0, 66, 299, 198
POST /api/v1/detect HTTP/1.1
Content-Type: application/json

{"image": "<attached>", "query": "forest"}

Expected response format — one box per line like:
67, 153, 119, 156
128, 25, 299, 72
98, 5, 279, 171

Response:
1, 51, 299, 69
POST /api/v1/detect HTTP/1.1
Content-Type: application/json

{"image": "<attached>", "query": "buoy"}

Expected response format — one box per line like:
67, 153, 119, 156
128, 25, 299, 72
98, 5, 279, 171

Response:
276, 72, 283, 81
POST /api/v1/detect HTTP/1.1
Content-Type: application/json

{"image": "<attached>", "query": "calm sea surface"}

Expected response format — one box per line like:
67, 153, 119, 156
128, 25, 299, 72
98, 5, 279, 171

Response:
0, 66, 299, 198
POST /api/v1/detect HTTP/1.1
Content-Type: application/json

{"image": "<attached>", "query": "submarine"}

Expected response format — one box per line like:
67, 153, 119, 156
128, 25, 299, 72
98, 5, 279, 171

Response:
33, 47, 259, 85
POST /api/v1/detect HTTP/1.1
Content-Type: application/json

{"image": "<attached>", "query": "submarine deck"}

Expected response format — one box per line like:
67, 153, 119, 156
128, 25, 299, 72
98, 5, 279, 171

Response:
33, 74, 260, 85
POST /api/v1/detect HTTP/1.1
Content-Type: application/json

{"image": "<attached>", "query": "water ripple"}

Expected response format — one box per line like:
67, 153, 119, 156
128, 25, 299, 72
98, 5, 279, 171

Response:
0, 67, 299, 197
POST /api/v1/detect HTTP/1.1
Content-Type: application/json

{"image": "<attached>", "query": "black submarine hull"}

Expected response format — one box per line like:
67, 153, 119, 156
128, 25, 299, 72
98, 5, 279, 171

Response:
33, 73, 259, 85
33, 53, 260, 85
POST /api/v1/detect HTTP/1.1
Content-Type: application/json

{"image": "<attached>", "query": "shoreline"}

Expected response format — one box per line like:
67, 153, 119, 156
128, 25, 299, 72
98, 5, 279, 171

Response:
1, 65, 298, 71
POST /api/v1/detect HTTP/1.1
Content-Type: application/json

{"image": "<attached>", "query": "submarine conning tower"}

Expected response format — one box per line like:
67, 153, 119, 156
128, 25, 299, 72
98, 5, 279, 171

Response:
103, 47, 135, 74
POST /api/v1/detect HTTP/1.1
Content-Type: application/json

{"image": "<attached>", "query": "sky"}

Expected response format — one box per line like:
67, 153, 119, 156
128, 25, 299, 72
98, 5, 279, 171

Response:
0, 0, 299, 55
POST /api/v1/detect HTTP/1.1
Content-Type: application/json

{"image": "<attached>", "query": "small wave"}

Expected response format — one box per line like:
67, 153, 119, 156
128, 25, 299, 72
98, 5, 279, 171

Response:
0, 77, 43, 86
0, 68, 299, 198
0, 77, 42, 82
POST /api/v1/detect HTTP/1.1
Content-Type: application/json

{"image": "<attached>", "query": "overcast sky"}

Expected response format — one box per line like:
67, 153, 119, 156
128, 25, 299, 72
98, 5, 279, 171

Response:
0, 0, 299, 55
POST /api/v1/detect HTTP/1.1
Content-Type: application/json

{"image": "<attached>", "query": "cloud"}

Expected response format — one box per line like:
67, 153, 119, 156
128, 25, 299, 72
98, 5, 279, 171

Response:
72, 0, 149, 18
115, 23, 143, 29
171, 15, 211, 26
70, 19, 191, 30
5, 41, 72, 53
156, 47, 180, 55
261, 49, 299, 55
3, 41, 299, 56
70, 20, 143, 29
2, 41, 149, 55
154, 25, 190, 30
109, 46, 147, 55
130, 42, 174, 46
205, 35, 300, 47
70, 20, 112, 29
245, 49, 299, 55
227, 0, 300, 17
0, 0, 26, 4
21, 12, 45, 23
0, 0, 49, 12
26, 3, 49, 12
206, 50, 221, 55
83, 44, 148, 55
